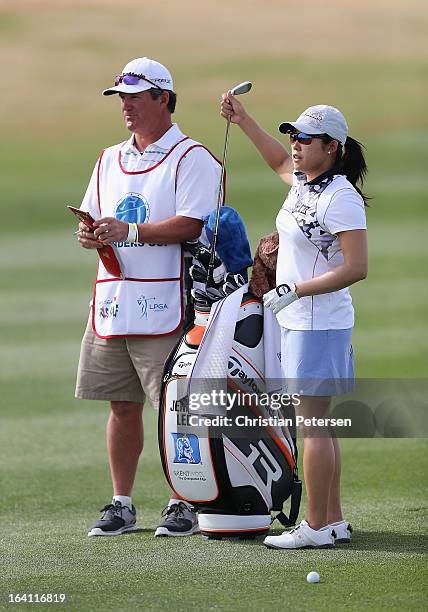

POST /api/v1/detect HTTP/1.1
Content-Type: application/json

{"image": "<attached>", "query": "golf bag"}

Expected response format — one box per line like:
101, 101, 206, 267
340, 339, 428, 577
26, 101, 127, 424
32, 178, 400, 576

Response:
158, 292, 302, 538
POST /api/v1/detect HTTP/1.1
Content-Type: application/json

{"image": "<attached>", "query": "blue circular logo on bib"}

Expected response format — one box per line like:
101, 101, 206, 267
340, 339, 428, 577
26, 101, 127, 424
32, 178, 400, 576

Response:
115, 193, 150, 224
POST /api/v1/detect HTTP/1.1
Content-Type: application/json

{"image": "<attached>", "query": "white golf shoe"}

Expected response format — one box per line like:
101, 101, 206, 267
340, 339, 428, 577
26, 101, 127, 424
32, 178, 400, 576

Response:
330, 520, 353, 544
264, 520, 335, 549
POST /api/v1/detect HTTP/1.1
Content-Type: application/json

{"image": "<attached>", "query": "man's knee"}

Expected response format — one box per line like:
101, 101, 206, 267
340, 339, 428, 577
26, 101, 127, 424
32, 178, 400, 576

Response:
110, 401, 144, 419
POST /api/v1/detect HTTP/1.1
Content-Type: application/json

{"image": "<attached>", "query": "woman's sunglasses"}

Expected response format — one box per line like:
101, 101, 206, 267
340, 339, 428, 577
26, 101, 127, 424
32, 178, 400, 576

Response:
114, 73, 163, 91
289, 132, 326, 145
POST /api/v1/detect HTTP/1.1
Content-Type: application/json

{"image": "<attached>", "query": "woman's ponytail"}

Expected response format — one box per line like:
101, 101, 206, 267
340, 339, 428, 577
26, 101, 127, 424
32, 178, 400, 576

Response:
335, 137, 370, 205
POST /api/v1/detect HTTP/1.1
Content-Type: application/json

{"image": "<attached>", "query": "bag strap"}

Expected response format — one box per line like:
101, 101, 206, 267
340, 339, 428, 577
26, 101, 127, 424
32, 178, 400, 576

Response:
273, 478, 302, 527
182, 252, 195, 333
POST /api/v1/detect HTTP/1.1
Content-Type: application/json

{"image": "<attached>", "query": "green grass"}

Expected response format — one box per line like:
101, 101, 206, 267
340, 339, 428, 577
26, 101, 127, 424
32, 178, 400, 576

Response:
1, 240, 426, 611
1, 1, 428, 610
1, 405, 427, 611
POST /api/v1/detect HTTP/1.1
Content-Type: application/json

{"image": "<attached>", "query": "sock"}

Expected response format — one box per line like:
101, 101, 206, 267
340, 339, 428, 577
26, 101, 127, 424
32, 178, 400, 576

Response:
113, 495, 132, 508
168, 498, 191, 509
329, 520, 345, 526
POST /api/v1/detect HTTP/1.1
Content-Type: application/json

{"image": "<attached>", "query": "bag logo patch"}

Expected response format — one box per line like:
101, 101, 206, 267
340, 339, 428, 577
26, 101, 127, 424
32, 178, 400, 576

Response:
172, 433, 201, 464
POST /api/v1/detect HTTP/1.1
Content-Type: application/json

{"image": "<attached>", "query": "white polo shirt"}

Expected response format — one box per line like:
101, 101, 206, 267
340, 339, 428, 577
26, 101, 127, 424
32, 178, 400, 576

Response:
81, 123, 221, 220
276, 171, 367, 330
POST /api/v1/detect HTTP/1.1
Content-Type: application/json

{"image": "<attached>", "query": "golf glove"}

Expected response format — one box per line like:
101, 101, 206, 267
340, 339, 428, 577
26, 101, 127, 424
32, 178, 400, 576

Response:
263, 283, 298, 314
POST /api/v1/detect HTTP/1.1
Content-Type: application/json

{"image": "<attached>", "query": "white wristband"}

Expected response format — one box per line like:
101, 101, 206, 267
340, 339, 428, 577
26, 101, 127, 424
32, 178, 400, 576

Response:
127, 222, 138, 244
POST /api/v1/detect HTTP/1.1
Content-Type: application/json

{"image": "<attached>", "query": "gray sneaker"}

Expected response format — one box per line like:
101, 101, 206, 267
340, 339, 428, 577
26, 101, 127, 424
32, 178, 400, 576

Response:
155, 502, 199, 537
88, 501, 137, 537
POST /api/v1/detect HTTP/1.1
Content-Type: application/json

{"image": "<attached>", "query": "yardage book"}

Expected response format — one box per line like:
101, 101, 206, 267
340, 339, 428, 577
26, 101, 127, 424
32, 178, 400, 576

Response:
68, 206, 122, 278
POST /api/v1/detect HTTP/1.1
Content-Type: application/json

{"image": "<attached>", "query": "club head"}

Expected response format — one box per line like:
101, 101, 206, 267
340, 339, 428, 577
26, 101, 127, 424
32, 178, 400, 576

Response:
230, 81, 252, 96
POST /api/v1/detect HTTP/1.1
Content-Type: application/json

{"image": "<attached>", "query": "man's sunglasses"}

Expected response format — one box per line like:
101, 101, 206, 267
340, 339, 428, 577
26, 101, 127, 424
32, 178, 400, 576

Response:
288, 132, 327, 145
114, 73, 163, 91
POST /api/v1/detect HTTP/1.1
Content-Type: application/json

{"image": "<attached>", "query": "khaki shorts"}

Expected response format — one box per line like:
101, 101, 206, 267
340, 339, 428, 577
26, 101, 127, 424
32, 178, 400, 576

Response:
75, 314, 182, 406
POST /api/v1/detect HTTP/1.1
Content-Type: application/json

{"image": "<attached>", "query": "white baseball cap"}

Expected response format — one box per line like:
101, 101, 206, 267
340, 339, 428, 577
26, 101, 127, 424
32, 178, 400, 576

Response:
103, 57, 174, 96
279, 105, 348, 145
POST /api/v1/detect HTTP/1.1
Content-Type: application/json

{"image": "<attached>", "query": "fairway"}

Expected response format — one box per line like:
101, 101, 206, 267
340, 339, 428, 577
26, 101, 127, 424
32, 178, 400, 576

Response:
1, 1, 427, 610
1, 403, 427, 610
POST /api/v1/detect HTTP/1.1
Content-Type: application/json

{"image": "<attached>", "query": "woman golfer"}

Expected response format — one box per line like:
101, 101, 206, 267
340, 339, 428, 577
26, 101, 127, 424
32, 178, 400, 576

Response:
220, 95, 368, 549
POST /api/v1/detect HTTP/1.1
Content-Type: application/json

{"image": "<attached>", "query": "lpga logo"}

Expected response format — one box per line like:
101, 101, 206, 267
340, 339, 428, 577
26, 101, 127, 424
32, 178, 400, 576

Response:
137, 295, 155, 319
137, 295, 168, 318
172, 433, 202, 464
115, 193, 150, 224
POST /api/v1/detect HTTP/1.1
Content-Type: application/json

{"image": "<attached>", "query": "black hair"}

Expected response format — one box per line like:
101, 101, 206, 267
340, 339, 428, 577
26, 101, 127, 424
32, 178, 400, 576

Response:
148, 88, 177, 114
322, 135, 370, 205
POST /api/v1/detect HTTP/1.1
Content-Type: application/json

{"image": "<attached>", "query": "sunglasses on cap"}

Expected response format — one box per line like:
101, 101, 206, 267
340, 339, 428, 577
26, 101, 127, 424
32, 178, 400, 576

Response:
114, 72, 163, 91
288, 132, 330, 145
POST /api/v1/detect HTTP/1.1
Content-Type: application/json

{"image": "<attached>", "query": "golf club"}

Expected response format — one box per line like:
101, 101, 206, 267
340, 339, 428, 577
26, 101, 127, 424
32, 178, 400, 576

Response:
206, 81, 252, 287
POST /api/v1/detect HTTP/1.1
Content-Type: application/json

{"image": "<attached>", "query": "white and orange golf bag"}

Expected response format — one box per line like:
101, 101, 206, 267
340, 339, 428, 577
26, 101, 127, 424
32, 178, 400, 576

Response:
158, 278, 301, 538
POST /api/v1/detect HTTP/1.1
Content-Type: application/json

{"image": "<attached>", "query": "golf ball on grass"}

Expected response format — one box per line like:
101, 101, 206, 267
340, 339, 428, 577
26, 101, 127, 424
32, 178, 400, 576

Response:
306, 571, 320, 584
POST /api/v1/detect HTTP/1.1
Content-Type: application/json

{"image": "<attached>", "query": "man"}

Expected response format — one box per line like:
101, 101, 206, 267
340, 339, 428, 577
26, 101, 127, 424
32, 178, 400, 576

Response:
75, 57, 221, 537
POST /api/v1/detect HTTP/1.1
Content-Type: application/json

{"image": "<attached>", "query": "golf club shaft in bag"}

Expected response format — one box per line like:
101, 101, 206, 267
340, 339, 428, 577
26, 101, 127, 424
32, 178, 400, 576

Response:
207, 81, 252, 288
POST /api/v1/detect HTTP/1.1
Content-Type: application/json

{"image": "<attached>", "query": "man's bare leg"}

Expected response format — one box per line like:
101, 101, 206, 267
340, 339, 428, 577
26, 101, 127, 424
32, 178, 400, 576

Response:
107, 401, 144, 495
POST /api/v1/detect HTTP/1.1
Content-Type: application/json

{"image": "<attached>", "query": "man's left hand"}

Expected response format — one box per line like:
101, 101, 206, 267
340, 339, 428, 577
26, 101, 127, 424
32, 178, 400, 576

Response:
93, 217, 129, 244
263, 283, 299, 314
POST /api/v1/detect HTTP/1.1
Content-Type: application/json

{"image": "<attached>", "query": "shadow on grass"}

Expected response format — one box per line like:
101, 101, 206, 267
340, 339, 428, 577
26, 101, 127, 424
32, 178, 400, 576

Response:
234, 529, 428, 553
203, 536, 266, 543
92, 528, 428, 554
351, 530, 428, 554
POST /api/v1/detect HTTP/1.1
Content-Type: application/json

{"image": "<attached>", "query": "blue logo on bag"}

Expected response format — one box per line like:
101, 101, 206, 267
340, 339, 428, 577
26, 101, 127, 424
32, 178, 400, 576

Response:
172, 433, 201, 464
115, 193, 150, 224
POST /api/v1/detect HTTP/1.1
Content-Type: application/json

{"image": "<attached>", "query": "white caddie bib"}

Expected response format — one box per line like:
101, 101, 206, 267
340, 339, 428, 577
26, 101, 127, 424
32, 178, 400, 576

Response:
92, 136, 202, 338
